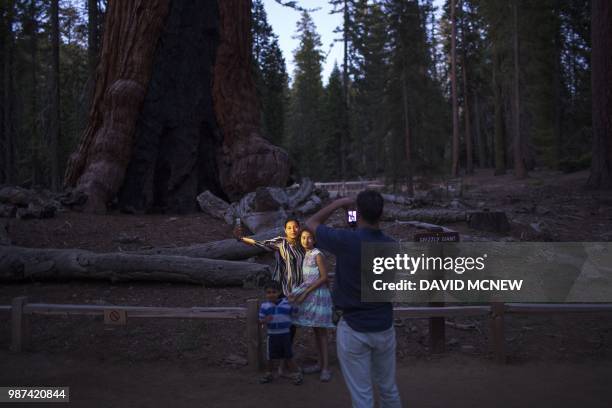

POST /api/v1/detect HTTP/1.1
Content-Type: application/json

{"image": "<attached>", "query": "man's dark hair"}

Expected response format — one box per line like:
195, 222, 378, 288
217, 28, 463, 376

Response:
284, 215, 300, 228
356, 190, 384, 224
263, 280, 282, 292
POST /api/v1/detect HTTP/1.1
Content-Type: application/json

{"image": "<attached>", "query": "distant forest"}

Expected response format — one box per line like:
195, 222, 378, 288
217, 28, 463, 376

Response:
1, 0, 610, 193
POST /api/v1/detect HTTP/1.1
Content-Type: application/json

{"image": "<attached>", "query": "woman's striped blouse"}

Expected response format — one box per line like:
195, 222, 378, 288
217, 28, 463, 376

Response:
252, 236, 305, 296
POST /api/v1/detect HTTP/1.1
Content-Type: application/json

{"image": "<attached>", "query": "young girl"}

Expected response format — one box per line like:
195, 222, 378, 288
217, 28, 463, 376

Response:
288, 228, 335, 382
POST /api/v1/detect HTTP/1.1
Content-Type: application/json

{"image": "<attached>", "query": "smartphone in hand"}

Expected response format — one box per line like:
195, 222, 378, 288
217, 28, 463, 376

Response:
347, 209, 357, 227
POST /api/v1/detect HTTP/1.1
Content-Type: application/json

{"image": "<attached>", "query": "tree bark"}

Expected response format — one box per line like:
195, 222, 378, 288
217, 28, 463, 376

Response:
512, 0, 526, 179
50, 0, 61, 190
64, 0, 171, 213
474, 93, 486, 168
402, 64, 414, 196
28, 0, 40, 185
0, 246, 270, 286
493, 42, 506, 175
87, 0, 99, 76
3, 0, 15, 185
65, 0, 290, 212
587, 0, 612, 189
552, 0, 562, 169
450, 0, 460, 177
213, 0, 290, 201
461, 6, 473, 175
0, 220, 10, 246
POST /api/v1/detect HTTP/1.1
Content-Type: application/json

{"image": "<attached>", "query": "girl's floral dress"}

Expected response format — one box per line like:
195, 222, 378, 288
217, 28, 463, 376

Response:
290, 248, 335, 328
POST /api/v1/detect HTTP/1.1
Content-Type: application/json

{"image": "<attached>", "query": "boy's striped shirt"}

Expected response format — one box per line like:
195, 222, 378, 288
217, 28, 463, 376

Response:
259, 298, 293, 334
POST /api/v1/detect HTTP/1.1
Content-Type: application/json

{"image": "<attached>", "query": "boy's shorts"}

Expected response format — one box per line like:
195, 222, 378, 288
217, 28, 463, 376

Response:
266, 333, 293, 360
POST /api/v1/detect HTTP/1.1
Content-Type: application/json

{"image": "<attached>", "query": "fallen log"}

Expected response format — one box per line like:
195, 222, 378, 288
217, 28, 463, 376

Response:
382, 193, 418, 207
0, 220, 10, 245
287, 178, 314, 208
467, 211, 510, 233
0, 246, 270, 286
383, 208, 467, 224
134, 227, 282, 260
394, 220, 457, 233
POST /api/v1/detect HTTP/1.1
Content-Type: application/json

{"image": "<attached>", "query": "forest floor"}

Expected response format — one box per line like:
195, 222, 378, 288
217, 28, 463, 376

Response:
2, 168, 612, 407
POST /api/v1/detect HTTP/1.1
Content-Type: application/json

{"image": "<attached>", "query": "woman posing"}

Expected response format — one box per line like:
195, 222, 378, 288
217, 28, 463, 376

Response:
235, 217, 305, 296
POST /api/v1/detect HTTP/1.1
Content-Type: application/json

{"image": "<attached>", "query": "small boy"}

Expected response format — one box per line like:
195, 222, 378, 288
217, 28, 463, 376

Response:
259, 280, 303, 385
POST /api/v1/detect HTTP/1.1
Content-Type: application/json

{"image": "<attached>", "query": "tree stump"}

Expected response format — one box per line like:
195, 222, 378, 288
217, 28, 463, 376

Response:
467, 210, 510, 233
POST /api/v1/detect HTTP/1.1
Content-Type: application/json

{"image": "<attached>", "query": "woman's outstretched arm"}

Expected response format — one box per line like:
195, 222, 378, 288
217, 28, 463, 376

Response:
234, 226, 282, 251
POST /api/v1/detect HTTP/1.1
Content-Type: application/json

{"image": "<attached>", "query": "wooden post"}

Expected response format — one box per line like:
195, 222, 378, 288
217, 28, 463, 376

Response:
490, 302, 506, 364
10, 296, 29, 352
246, 299, 262, 371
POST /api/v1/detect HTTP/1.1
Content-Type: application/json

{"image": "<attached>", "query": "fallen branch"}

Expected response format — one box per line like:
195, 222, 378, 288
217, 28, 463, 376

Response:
0, 246, 270, 286
0, 220, 10, 246
383, 208, 466, 223
394, 220, 457, 233
134, 227, 282, 260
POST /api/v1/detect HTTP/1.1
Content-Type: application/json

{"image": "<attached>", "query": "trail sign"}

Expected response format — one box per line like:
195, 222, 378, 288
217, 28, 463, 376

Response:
414, 228, 460, 354
414, 231, 460, 243
104, 309, 127, 325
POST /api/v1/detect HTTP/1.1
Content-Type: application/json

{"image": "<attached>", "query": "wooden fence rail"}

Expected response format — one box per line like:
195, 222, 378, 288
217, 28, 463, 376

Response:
3, 298, 612, 367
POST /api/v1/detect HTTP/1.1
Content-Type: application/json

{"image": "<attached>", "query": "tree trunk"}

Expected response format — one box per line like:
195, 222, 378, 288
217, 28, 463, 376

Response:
382, 208, 466, 224
461, 6, 473, 175
3, 0, 15, 185
65, 0, 289, 213
402, 65, 414, 196
134, 227, 281, 260
0, 246, 270, 286
512, 0, 526, 179
493, 42, 506, 175
474, 93, 486, 168
450, 0, 460, 177
28, 0, 40, 185
552, 0, 562, 169
87, 0, 99, 76
462, 52, 473, 175
341, 0, 349, 180
213, 0, 289, 201
0, 220, 10, 246
50, 0, 60, 191
587, 0, 612, 189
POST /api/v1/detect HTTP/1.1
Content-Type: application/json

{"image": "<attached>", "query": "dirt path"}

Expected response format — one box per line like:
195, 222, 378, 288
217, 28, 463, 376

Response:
2, 351, 611, 408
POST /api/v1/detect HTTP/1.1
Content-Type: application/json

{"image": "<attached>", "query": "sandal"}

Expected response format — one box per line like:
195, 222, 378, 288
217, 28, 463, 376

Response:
320, 369, 332, 382
259, 372, 273, 384
292, 372, 304, 386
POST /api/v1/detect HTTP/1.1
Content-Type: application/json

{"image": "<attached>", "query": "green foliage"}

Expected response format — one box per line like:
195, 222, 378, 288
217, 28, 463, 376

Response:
3, 0, 89, 187
285, 11, 325, 178
320, 63, 344, 180
252, 0, 288, 147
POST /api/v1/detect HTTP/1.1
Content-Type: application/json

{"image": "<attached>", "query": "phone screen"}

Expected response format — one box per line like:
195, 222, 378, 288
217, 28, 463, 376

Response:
347, 210, 357, 223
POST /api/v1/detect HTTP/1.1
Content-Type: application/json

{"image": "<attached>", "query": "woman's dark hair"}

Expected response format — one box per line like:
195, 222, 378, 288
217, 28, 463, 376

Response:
284, 215, 300, 228
299, 228, 315, 247
356, 190, 384, 224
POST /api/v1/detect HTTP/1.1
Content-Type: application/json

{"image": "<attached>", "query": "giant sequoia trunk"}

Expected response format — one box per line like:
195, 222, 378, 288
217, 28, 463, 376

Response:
64, 0, 290, 213
588, 0, 612, 189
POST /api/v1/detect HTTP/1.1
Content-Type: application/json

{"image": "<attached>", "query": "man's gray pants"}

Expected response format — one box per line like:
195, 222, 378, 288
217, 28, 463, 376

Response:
336, 319, 402, 408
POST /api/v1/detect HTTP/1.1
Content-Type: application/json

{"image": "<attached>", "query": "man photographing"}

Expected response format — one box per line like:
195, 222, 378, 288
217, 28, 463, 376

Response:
305, 190, 402, 408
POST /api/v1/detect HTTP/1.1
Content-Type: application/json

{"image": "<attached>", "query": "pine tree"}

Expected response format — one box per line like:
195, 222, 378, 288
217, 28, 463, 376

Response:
385, 0, 448, 190
588, 0, 612, 188
321, 63, 344, 179
252, 0, 288, 147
